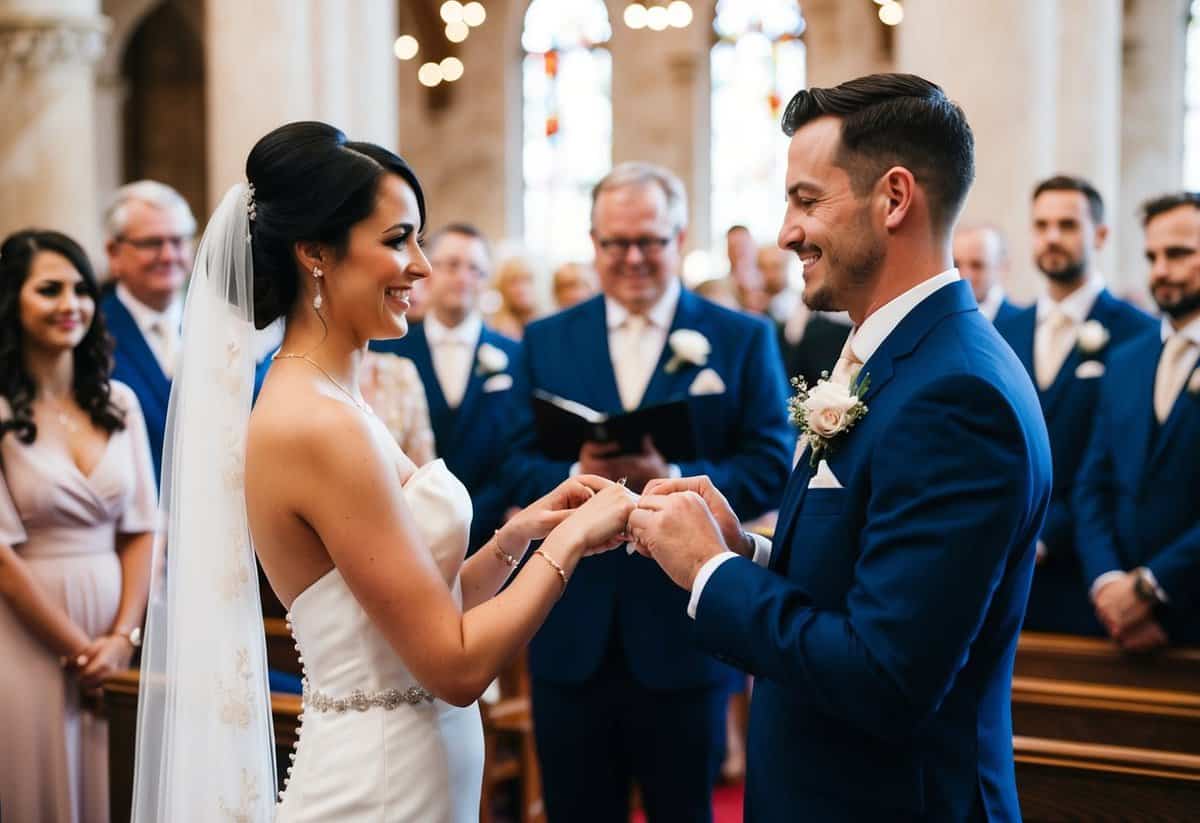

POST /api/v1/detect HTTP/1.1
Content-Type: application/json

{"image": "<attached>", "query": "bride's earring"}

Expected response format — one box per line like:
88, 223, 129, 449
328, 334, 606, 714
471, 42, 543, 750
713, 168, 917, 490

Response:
312, 266, 324, 311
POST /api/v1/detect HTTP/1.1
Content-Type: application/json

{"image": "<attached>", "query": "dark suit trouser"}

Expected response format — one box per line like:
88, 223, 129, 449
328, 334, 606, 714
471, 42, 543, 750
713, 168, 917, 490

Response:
532, 634, 722, 823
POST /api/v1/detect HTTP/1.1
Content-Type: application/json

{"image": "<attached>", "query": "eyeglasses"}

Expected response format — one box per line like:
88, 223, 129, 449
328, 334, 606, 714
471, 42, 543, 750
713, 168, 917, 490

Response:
595, 235, 673, 258
117, 235, 192, 256
431, 257, 485, 277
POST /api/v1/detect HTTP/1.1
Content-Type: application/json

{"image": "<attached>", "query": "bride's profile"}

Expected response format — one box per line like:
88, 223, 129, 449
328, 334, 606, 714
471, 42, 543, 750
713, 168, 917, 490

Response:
131, 121, 635, 822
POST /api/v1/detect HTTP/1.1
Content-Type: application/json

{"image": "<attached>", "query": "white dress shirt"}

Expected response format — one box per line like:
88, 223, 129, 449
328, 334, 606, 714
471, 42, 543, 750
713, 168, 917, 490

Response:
687, 268, 963, 618
116, 283, 182, 377
605, 275, 681, 411
1089, 313, 1200, 602
977, 284, 1007, 323
424, 312, 482, 409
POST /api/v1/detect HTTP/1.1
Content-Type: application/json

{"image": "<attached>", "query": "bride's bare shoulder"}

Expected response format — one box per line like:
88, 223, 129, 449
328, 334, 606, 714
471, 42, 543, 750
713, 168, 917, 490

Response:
248, 382, 378, 470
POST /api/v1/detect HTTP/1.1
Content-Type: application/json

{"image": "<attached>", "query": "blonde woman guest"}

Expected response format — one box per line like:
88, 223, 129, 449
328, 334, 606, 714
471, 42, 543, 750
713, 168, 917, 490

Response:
360, 351, 436, 467
488, 256, 538, 340
0, 230, 156, 823
551, 261, 597, 310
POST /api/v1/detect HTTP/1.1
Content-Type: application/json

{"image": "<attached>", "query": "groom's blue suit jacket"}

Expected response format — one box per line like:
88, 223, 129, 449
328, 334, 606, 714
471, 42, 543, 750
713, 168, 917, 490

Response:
997, 292, 1154, 634
696, 281, 1052, 822
505, 289, 792, 689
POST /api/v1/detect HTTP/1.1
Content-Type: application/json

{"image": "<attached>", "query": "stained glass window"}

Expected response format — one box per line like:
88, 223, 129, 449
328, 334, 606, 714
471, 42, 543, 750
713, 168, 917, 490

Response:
522, 0, 613, 264
710, 0, 806, 256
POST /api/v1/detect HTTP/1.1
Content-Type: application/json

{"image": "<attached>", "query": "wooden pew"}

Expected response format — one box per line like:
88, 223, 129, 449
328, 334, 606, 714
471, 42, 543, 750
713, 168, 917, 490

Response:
104, 669, 302, 823
1012, 675, 1200, 755
1015, 735, 1200, 822
1016, 632, 1200, 692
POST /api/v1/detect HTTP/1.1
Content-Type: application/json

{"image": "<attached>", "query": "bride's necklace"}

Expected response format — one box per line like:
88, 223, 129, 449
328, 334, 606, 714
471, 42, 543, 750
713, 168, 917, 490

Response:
272, 352, 373, 415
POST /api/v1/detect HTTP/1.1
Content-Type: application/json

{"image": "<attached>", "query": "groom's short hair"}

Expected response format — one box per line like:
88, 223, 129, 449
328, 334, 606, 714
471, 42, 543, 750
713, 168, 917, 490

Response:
781, 73, 974, 232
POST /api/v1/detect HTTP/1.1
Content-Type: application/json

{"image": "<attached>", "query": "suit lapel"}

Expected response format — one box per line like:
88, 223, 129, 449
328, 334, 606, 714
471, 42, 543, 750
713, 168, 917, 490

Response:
405, 325, 455, 448
571, 297, 623, 412
1041, 291, 1116, 419
1008, 309, 1037, 381
1147, 361, 1199, 473
451, 330, 491, 441
104, 294, 170, 408
639, 288, 704, 407
769, 460, 816, 573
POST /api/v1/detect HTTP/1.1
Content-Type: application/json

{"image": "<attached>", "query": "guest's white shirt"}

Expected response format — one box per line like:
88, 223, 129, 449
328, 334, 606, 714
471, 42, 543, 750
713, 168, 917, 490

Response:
977, 284, 1007, 322
605, 275, 681, 411
1088, 313, 1200, 603
686, 268, 962, 618
1034, 274, 1104, 328
116, 283, 182, 377
424, 311, 482, 409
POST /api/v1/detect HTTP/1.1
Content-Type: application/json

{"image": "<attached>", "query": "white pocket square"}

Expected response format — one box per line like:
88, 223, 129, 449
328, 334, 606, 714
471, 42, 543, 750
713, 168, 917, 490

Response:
807, 459, 843, 489
482, 373, 513, 393
688, 367, 726, 396
1075, 361, 1105, 379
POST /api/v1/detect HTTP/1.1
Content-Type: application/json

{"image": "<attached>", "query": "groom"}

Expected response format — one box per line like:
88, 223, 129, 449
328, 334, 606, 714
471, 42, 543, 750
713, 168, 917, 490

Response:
628, 74, 1052, 822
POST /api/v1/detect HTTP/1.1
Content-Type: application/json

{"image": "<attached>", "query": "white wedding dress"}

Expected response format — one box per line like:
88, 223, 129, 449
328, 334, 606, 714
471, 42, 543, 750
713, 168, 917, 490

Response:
275, 459, 484, 822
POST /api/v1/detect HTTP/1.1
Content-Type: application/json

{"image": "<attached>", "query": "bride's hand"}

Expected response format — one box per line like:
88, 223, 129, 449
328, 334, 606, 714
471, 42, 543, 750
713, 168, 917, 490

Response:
547, 483, 639, 558
499, 475, 615, 550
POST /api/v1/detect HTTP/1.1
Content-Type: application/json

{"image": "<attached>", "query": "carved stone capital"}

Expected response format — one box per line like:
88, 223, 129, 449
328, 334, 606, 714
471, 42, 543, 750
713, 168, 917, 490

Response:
0, 13, 109, 72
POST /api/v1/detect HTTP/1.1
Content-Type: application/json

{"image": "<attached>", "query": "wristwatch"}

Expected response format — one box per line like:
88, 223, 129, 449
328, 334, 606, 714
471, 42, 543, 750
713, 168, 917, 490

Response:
116, 626, 143, 648
1133, 567, 1162, 604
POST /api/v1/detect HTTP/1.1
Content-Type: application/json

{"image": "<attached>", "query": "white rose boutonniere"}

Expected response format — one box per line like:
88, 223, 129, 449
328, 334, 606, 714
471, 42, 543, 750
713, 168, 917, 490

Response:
788, 372, 869, 467
476, 342, 509, 376
1188, 369, 1200, 395
665, 329, 711, 373
1076, 320, 1111, 355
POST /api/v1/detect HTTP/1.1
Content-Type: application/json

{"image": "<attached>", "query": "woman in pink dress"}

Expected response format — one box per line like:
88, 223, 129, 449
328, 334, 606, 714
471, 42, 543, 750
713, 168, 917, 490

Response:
0, 230, 157, 823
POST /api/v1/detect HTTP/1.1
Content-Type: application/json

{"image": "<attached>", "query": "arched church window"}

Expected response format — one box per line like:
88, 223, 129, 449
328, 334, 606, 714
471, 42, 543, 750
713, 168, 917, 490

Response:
522, 0, 613, 263
710, 0, 807, 256
1185, 0, 1200, 188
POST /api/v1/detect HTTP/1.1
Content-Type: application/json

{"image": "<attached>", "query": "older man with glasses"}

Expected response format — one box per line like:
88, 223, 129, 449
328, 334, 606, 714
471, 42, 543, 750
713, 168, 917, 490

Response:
100, 180, 196, 482
504, 162, 792, 823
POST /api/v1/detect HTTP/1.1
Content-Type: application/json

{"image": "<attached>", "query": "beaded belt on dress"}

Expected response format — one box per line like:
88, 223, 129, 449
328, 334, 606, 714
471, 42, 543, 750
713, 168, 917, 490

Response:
301, 678, 435, 712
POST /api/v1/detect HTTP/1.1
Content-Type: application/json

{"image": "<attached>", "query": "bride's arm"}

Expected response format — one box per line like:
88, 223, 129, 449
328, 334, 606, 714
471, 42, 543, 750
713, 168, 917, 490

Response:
299, 412, 632, 707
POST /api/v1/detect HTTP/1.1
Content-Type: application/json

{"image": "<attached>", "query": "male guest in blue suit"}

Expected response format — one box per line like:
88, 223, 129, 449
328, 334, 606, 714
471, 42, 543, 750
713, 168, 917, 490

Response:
371, 223, 518, 553
100, 180, 196, 483
997, 176, 1155, 635
1075, 191, 1200, 649
505, 163, 791, 822
629, 74, 1053, 822
953, 223, 1021, 325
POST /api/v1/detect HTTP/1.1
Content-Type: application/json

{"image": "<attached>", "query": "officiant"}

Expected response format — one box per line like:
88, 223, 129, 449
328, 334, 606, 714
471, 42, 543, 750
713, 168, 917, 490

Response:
503, 162, 791, 822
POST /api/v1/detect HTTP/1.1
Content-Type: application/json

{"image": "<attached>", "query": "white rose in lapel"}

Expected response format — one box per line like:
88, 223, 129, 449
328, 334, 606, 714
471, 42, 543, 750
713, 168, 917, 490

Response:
475, 342, 508, 376
1076, 320, 1110, 354
803, 380, 860, 438
788, 373, 869, 467
664, 329, 710, 373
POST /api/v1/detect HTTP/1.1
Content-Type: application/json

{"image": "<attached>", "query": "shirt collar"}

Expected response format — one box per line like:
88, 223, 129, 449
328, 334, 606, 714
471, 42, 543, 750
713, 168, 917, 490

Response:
1161, 314, 1200, 346
847, 269, 961, 364
424, 311, 482, 347
978, 283, 1006, 320
605, 275, 682, 331
1035, 274, 1105, 325
116, 282, 181, 333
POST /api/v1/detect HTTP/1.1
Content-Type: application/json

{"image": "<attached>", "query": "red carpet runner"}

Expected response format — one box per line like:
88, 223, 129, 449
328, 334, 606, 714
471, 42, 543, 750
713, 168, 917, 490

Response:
630, 783, 744, 823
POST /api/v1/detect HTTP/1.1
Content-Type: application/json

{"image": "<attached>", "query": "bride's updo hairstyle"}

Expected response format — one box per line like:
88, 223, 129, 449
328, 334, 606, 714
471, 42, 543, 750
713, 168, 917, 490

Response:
245, 121, 426, 329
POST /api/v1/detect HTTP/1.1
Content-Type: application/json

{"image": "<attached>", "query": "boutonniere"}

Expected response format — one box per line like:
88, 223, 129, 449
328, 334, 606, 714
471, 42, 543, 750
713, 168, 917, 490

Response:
664, 329, 710, 373
1188, 369, 1200, 395
788, 372, 870, 467
1076, 320, 1111, 355
475, 342, 508, 376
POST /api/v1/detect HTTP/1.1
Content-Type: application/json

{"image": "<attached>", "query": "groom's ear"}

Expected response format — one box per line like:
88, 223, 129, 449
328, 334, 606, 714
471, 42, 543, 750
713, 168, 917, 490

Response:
879, 166, 917, 232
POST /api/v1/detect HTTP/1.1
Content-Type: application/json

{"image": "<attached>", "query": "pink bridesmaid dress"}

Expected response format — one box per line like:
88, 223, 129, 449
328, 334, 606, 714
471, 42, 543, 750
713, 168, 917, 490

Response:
0, 382, 157, 823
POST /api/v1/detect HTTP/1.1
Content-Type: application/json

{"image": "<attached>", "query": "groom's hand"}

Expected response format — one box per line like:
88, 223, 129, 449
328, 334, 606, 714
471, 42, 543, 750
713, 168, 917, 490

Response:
627, 492, 727, 590
642, 475, 750, 558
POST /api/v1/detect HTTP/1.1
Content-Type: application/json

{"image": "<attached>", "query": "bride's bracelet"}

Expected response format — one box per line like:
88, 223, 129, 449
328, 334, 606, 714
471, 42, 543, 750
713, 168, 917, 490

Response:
533, 549, 568, 595
491, 535, 519, 569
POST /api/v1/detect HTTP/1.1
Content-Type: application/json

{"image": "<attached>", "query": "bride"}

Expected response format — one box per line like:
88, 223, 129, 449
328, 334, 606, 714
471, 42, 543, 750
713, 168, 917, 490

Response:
131, 121, 636, 822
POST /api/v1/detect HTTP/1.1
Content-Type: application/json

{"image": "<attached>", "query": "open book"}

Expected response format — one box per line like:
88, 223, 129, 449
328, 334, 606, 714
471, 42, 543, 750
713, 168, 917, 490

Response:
531, 389, 698, 462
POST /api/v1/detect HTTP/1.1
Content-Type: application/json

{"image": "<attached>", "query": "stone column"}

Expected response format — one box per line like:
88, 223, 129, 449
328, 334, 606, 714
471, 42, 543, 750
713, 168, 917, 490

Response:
1118, 0, 1190, 301
1056, 0, 1122, 283
802, 0, 894, 88
896, 0, 1058, 303
0, 1, 108, 255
